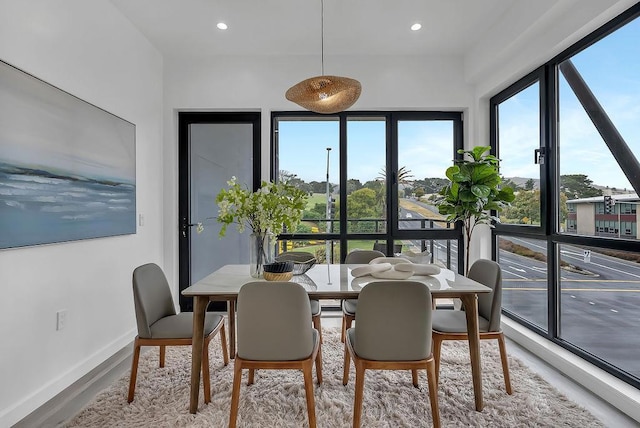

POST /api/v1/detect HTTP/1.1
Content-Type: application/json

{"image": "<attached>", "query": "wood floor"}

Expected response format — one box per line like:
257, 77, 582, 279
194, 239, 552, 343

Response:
14, 313, 639, 428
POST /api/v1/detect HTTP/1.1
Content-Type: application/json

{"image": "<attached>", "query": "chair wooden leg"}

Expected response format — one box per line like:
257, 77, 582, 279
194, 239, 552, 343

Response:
342, 314, 355, 343
313, 314, 323, 344
302, 361, 317, 428
432, 335, 443, 385
229, 361, 243, 428
411, 369, 419, 387
497, 334, 513, 394
352, 363, 366, 428
342, 341, 351, 385
203, 335, 212, 404
426, 358, 441, 428
220, 323, 229, 366
159, 345, 166, 368
247, 369, 255, 386
127, 340, 141, 403
315, 346, 323, 385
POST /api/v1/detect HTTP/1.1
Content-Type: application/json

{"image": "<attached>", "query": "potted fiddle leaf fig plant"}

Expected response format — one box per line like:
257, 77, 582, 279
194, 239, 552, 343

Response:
436, 146, 515, 274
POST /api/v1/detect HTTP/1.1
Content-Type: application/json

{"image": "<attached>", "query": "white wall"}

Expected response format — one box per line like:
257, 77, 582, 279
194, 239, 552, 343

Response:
162, 54, 475, 287
0, 1, 163, 426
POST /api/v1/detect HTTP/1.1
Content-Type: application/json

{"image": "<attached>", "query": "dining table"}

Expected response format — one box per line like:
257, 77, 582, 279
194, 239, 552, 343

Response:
182, 263, 492, 414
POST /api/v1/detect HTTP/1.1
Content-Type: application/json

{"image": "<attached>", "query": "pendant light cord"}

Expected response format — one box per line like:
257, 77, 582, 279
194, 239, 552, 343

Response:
321, 0, 324, 76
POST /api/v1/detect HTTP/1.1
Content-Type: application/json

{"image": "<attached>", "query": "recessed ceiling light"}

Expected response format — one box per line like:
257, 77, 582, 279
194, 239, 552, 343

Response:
411, 23, 422, 31
217, 22, 228, 30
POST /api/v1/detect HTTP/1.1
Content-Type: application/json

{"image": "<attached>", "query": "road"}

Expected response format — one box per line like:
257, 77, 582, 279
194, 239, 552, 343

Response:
399, 202, 640, 379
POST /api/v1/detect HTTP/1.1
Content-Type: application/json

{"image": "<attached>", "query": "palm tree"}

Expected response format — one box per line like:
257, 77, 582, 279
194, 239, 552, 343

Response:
373, 166, 415, 219
376, 166, 414, 185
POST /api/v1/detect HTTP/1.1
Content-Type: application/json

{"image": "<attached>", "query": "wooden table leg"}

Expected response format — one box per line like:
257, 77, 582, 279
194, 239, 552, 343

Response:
228, 299, 236, 359
189, 296, 207, 414
461, 294, 484, 411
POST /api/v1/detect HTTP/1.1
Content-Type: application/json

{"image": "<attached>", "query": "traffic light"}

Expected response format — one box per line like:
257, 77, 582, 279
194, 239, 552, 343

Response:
329, 197, 336, 218
604, 195, 615, 213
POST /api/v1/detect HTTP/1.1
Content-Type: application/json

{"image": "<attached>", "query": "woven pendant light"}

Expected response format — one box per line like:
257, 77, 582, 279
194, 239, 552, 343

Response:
285, 0, 361, 114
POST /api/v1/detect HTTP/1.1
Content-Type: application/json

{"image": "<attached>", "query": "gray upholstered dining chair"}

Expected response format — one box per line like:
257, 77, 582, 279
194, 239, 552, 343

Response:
128, 263, 229, 403
342, 280, 440, 428
341, 249, 385, 342
431, 259, 512, 394
229, 281, 322, 428
276, 251, 323, 342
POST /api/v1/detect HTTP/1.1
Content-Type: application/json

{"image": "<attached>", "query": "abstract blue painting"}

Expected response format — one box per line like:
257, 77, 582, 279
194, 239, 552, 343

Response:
0, 61, 136, 249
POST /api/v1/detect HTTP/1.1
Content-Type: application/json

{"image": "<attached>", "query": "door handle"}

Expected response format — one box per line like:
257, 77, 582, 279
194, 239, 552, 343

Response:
534, 148, 546, 165
181, 217, 199, 238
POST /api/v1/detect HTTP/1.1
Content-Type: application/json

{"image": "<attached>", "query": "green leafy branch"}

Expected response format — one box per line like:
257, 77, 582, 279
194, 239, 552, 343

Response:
216, 176, 309, 237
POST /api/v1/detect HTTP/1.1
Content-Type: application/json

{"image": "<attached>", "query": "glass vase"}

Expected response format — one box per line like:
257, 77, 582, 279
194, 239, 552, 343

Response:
249, 231, 275, 278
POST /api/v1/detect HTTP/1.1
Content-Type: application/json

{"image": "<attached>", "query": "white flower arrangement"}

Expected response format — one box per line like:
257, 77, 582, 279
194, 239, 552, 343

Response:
215, 176, 308, 237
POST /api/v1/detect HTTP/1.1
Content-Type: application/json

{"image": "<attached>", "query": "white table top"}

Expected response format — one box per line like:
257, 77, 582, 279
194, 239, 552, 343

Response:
182, 264, 491, 299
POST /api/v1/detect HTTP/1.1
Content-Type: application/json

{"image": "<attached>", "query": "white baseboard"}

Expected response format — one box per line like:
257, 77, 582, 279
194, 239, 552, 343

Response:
503, 318, 640, 424
4, 329, 136, 428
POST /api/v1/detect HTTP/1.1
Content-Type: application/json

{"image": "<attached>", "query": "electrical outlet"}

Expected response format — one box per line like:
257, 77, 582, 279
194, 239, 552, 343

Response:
56, 309, 68, 331
138, 213, 144, 226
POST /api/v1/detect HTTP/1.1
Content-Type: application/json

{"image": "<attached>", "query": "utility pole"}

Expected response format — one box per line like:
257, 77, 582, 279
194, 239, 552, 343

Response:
325, 147, 332, 263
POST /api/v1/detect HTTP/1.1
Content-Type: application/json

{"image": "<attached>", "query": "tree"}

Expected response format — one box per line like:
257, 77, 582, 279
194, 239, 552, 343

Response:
346, 178, 363, 195
436, 146, 515, 274
377, 166, 414, 184
309, 181, 326, 193
501, 177, 522, 192
346, 188, 380, 232
560, 174, 603, 199
347, 188, 379, 217
503, 190, 540, 224
412, 177, 450, 194
524, 178, 535, 190
363, 180, 386, 214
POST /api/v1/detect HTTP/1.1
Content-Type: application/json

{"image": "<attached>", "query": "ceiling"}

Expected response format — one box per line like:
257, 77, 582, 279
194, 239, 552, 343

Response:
110, 0, 523, 58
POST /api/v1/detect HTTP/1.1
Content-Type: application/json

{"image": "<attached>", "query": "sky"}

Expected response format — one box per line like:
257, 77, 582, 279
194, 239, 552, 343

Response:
278, 15, 639, 192
278, 119, 455, 184
500, 16, 639, 192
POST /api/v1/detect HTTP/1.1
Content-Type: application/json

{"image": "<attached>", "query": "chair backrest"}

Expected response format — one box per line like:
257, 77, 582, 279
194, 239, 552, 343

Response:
132, 263, 177, 338
467, 259, 503, 332
372, 243, 403, 256
345, 249, 385, 264
237, 281, 314, 361
354, 281, 432, 361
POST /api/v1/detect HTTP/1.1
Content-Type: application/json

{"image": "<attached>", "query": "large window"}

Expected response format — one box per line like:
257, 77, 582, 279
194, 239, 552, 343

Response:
492, 75, 544, 229
491, 3, 640, 389
273, 112, 463, 268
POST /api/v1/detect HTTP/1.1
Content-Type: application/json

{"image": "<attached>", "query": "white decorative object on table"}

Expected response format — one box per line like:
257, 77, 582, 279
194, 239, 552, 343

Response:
395, 263, 441, 276
398, 249, 432, 264
351, 263, 393, 278
369, 257, 407, 265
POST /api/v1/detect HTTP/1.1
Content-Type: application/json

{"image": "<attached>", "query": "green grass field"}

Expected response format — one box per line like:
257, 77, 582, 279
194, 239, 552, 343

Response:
306, 193, 331, 209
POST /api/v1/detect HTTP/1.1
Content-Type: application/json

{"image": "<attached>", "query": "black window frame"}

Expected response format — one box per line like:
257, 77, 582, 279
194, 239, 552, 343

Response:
490, 2, 640, 389
271, 110, 464, 268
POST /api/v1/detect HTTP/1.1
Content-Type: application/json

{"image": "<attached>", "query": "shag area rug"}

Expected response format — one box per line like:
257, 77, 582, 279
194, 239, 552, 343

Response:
65, 328, 603, 427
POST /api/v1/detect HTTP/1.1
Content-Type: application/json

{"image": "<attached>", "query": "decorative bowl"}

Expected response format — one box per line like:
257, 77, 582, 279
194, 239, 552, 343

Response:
263, 271, 293, 281
263, 261, 294, 273
275, 252, 317, 275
